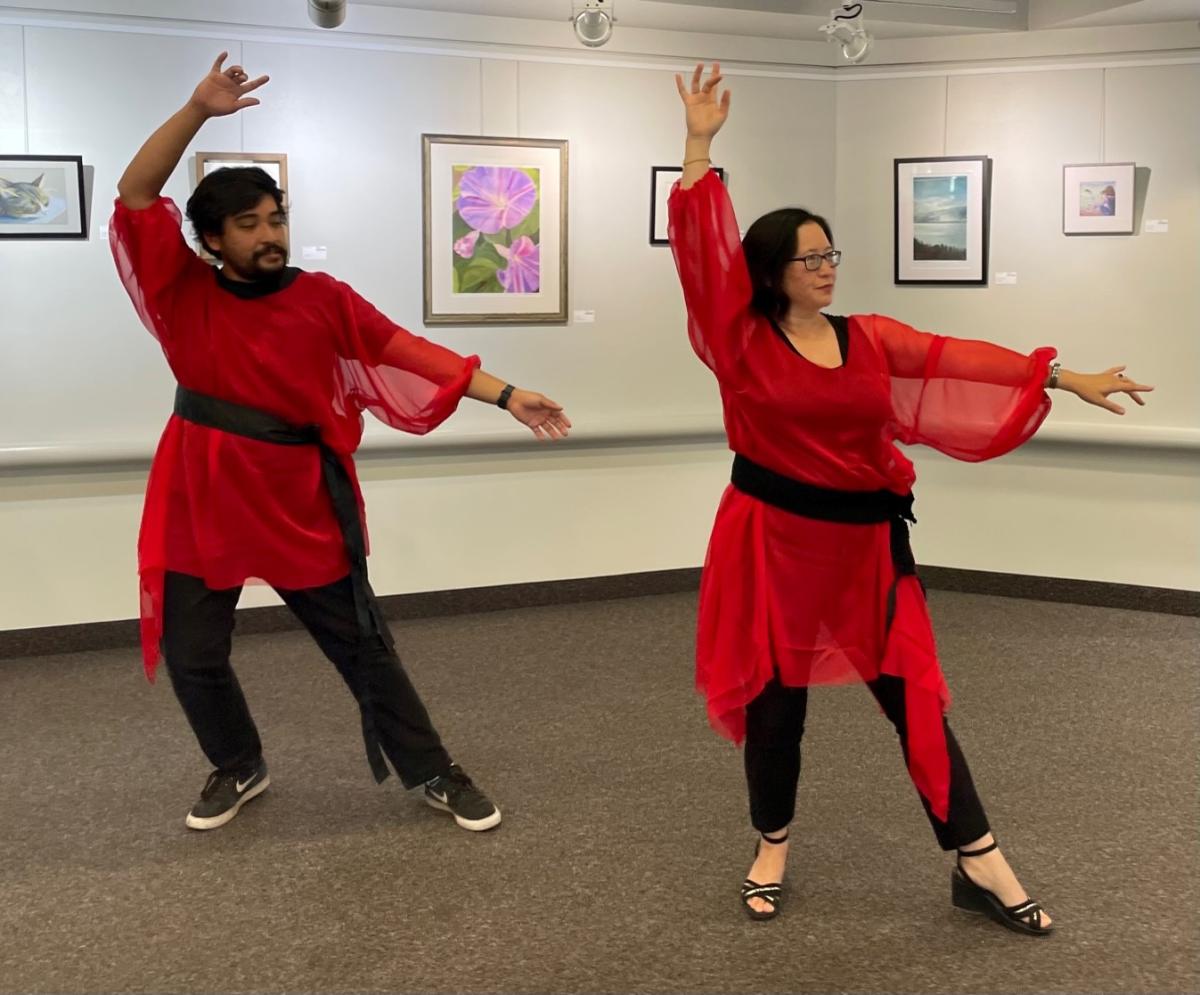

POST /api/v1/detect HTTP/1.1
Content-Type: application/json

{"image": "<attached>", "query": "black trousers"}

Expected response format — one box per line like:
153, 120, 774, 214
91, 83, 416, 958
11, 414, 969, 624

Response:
744, 673, 990, 851
161, 570, 452, 788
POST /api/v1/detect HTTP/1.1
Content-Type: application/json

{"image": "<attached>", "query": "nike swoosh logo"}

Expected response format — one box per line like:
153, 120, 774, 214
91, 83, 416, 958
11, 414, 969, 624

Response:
236, 775, 257, 793
428, 789, 448, 804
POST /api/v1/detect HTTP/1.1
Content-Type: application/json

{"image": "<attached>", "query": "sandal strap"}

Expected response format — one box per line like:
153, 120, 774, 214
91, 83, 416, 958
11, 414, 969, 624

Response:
1006, 898, 1042, 918
760, 831, 789, 845
741, 882, 782, 902
957, 840, 999, 859
1012, 903, 1044, 929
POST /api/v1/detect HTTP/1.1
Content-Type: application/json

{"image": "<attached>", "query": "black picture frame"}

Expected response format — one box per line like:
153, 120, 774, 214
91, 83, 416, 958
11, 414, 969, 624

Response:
893, 155, 991, 285
0, 154, 87, 239
650, 165, 726, 245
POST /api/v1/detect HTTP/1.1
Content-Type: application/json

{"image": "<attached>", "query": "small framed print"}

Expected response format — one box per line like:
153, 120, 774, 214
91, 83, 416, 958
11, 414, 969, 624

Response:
894, 155, 991, 285
1063, 162, 1135, 235
0, 154, 86, 239
650, 165, 726, 245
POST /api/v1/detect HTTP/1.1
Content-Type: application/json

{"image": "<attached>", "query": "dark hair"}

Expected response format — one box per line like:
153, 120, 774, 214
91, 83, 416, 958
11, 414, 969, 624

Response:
185, 167, 286, 259
741, 207, 834, 320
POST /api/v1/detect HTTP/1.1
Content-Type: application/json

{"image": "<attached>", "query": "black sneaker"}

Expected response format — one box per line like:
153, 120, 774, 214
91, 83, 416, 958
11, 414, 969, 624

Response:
185, 758, 270, 831
423, 765, 501, 831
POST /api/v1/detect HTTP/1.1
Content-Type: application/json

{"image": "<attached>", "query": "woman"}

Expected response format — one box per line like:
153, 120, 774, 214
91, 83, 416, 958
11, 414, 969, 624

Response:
669, 63, 1153, 934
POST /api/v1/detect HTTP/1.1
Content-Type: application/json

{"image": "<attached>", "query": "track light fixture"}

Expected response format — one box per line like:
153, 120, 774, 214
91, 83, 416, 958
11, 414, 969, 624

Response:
308, 0, 346, 30
571, 0, 615, 49
820, 3, 873, 64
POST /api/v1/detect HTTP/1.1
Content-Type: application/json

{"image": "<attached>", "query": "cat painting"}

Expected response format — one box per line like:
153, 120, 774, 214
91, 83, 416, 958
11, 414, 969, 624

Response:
0, 172, 52, 218
0, 158, 83, 237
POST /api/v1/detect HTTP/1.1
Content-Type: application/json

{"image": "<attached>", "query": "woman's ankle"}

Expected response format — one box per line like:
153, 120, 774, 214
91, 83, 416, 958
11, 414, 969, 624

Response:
957, 832, 995, 857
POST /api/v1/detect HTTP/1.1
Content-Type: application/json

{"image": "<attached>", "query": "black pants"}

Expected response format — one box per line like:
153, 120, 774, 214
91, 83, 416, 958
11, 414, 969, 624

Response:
161, 570, 452, 788
744, 673, 990, 851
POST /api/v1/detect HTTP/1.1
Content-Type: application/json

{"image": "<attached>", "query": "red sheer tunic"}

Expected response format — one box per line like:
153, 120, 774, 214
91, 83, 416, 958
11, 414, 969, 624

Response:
110, 198, 480, 680
669, 171, 1055, 819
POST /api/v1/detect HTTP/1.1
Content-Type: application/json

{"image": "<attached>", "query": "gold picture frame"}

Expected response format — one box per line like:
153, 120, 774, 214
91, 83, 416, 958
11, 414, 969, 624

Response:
422, 134, 568, 326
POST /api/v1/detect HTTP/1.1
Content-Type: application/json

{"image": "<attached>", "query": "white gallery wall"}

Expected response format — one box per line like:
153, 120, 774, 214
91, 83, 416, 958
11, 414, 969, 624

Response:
834, 59, 1200, 590
0, 1, 1196, 634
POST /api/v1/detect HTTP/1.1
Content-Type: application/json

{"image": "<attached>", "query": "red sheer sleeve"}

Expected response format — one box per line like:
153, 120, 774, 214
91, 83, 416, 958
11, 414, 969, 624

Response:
668, 170, 757, 382
862, 314, 1057, 462
329, 277, 480, 436
108, 197, 209, 345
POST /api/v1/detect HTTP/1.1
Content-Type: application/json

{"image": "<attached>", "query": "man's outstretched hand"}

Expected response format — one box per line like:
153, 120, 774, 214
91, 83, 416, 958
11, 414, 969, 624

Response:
506, 390, 572, 441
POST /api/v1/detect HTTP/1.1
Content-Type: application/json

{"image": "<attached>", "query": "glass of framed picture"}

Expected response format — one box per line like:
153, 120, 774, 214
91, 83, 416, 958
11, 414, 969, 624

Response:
894, 155, 991, 285
1063, 162, 1135, 235
0, 154, 86, 239
423, 134, 568, 326
194, 151, 288, 190
649, 165, 726, 245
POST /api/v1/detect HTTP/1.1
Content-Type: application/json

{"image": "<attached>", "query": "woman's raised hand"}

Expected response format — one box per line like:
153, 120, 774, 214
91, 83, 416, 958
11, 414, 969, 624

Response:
675, 62, 730, 138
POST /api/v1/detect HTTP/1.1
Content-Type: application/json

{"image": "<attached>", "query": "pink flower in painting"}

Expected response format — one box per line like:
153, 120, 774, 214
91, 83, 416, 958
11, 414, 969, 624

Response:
453, 229, 480, 258
456, 167, 536, 234
495, 236, 540, 293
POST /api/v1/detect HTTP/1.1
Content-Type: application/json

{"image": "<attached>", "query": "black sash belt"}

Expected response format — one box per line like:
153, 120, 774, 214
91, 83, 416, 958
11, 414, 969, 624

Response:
174, 385, 393, 783
730, 453, 921, 627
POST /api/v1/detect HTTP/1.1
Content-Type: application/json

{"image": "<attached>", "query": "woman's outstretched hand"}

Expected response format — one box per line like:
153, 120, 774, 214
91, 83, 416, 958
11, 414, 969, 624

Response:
675, 62, 730, 138
1058, 366, 1154, 415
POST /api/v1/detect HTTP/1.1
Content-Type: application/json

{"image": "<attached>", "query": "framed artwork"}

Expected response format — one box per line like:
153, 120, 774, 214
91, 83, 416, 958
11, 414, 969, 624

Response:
1063, 162, 1135, 235
194, 151, 288, 191
422, 133, 568, 326
650, 165, 726, 245
894, 155, 991, 285
0, 154, 86, 239
193, 152, 288, 261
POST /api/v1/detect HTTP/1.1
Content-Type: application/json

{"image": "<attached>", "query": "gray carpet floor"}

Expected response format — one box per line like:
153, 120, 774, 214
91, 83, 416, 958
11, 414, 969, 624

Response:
0, 590, 1196, 994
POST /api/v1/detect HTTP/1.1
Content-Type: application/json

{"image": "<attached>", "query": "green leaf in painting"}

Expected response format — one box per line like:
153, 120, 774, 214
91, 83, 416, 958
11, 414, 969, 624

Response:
459, 256, 501, 293
508, 200, 541, 242
473, 240, 505, 267
452, 164, 469, 202
452, 210, 473, 241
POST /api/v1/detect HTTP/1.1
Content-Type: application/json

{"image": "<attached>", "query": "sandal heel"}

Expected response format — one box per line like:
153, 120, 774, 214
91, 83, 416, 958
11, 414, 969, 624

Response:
951, 867, 988, 913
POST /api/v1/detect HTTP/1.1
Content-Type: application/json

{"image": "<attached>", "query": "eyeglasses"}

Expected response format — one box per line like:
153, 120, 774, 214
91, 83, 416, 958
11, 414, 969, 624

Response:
788, 250, 842, 271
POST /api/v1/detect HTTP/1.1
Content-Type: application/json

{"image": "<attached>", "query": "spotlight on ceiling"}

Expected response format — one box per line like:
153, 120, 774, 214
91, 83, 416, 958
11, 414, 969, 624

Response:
571, 0, 615, 48
308, 0, 347, 29
820, 2, 873, 64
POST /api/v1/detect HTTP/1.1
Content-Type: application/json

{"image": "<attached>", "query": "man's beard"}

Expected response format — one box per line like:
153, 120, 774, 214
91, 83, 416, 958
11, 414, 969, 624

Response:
228, 244, 289, 281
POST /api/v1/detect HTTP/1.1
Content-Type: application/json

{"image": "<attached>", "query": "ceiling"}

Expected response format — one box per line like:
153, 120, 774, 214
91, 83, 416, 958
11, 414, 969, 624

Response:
352, 0, 1200, 41
1030, 0, 1200, 28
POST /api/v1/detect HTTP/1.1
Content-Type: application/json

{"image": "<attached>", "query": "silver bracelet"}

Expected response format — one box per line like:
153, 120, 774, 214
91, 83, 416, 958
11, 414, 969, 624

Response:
1047, 361, 1062, 389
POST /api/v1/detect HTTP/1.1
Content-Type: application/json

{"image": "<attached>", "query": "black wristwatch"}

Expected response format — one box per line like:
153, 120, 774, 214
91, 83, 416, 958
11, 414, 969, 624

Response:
497, 384, 516, 410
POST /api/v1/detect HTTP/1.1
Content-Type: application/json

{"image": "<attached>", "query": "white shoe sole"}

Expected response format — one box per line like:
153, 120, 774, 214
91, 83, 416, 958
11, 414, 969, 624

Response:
185, 776, 270, 831
424, 794, 502, 832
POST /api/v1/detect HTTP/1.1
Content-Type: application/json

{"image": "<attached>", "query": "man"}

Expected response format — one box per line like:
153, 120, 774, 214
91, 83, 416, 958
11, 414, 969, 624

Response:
111, 53, 570, 833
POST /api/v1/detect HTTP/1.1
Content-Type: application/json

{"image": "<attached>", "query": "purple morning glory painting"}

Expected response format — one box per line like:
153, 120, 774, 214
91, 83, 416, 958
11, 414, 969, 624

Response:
451, 165, 541, 294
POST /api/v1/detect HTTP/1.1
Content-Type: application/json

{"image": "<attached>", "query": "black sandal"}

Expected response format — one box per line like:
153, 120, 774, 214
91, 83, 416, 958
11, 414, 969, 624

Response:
741, 831, 788, 921
952, 840, 1054, 937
